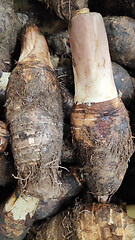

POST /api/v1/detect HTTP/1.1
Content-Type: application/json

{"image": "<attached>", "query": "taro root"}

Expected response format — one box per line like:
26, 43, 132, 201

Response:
6, 24, 63, 200
0, 121, 9, 153
112, 62, 135, 110
0, 0, 21, 71
60, 85, 74, 121
0, 25, 82, 240
34, 170, 83, 220
69, 9, 134, 203
25, 202, 135, 240
0, 170, 82, 240
0, 121, 14, 187
44, 0, 88, 21
104, 16, 135, 69
46, 31, 70, 56
55, 58, 74, 93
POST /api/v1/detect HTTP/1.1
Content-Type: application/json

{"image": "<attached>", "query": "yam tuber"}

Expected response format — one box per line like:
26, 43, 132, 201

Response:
44, 0, 88, 21
46, 31, 70, 56
25, 202, 135, 240
69, 9, 134, 203
104, 16, 135, 69
34, 170, 83, 220
0, 121, 9, 153
0, 25, 82, 240
0, 170, 82, 240
112, 62, 135, 110
6, 24, 63, 200
0, 0, 21, 71
0, 121, 15, 186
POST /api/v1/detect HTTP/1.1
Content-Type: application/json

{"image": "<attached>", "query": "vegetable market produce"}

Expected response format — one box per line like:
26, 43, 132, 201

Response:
43, 0, 88, 21
0, 0, 21, 71
46, 31, 70, 56
6, 23, 63, 200
60, 85, 74, 121
25, 202, 135, 240
0, 121, 9, 153
0, 24, 82, 240
69, 8, 134, 203
112, 62, 135, 109
104, 16, 135, 69
0, 121, 15, 186
0, 170, 82, 240
62, 123, 75, 163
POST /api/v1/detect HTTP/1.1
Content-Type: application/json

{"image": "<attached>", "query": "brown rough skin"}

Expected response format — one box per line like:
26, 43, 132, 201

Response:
5, 25, 63, 200
25, 203, 135, 240
0, 121, 9, 153
0, 0, 21, 71
0, 26, 83, 240
104, 16, 135, 68
34, 170, 83, 220
0, 189, 34, 240
71, 97, 134, 203
0, 171, 83, 240
44, 0, 88, 21
112, 62, 135, 110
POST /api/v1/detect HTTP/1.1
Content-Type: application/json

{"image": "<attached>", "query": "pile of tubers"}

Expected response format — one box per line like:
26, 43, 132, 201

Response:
0, 0, 135, 239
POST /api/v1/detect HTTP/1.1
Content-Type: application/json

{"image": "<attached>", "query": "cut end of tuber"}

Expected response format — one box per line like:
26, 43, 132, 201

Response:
5, 192, 39, 221
19, 25, 52, 68
69, 10, 118, 104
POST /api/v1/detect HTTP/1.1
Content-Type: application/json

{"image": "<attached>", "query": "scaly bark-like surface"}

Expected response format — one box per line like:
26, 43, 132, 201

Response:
0, 121, 9, 153
0, 170, 83, 240
71, 97, 133, 202
25, 203, 135, 240
6, 25, 63, 199
69, 9, 134, 202
0, 25, 83, 240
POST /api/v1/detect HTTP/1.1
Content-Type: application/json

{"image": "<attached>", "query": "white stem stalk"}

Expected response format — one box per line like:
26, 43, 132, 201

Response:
69, 9, 118, 104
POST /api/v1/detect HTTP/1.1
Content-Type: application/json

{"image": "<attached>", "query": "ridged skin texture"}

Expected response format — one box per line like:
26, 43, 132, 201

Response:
25, 203, 135, 240
71, 97, 134, 202
6, 60, 63, 199
0, 171, 82, 240
0, 121, 9, 153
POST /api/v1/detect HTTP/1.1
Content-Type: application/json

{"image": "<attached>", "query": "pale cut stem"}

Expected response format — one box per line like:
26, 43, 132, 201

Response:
5, 192, 39, 221
0, 72, 10, 90
69, 9, 118, 104
18, 25, 53, 68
